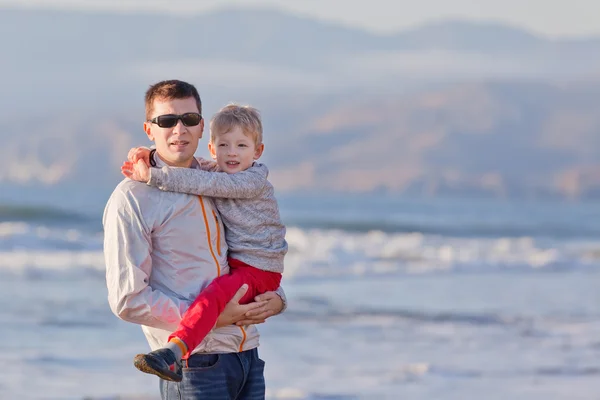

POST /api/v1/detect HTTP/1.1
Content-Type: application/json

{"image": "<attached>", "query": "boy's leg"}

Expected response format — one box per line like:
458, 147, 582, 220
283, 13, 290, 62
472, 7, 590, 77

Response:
135, 264, 281, 381
173, 262, 282, 353
135, 266, 249, 383
226, 258, 283, 304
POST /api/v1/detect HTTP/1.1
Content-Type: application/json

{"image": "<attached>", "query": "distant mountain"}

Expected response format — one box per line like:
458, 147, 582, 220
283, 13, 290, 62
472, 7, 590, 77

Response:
266, 80, 600, 199
394, 20, 544, 53
1, 7, 599, 102
3, 80, 600, 205
0, 7, 386, 68
2, 7, 600, 205
1, 7, 599, 67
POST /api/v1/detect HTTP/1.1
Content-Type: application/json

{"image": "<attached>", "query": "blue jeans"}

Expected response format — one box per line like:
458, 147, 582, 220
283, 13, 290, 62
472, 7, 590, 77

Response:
159, 348, 266, 400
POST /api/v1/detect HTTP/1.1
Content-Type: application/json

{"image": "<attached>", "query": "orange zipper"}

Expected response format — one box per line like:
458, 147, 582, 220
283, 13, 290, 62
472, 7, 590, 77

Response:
212, 210, 222, 257
238, 326, 247, 352
200, 197, 245, 350
198, 197, 220, 277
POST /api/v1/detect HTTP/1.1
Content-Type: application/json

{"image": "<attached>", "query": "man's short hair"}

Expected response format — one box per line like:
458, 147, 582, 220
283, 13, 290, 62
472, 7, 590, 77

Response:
145, 80, 202, 120
210, 104, 263, 146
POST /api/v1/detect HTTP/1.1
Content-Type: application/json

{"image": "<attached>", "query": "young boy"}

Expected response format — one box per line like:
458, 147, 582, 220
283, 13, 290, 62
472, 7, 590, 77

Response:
121, 104, 287, 382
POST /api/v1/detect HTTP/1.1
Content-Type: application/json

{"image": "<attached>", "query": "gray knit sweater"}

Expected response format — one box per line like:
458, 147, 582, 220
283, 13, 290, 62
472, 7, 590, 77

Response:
148, 158, 287, 273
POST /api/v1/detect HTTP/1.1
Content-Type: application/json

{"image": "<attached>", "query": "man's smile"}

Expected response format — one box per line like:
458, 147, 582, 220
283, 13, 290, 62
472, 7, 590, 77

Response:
169, 140, 189, 149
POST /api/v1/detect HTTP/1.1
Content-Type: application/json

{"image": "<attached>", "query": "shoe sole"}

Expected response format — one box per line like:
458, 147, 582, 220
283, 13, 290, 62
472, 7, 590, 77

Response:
133, 354, 182, 382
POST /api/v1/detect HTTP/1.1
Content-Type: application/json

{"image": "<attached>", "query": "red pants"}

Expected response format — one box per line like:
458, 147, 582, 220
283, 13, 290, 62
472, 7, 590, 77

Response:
169, 258, 282, 358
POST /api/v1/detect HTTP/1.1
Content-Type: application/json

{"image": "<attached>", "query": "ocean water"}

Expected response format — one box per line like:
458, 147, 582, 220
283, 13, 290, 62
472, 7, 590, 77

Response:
1, 195, 600, 400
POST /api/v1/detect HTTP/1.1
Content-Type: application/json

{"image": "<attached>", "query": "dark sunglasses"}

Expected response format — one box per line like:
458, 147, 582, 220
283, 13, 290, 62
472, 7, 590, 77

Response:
148, 113, 202, 128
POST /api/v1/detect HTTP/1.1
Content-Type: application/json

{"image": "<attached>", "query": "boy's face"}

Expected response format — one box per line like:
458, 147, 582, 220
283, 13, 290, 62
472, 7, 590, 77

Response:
144, 97, 204, 168
208, 125, 264, 174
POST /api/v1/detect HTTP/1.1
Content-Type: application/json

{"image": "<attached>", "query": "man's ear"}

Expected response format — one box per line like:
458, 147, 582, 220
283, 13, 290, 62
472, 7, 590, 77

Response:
208, 142, 217, 160
143, 122, 154, 141
254, 143, 264, 160
199, 118, 205, 140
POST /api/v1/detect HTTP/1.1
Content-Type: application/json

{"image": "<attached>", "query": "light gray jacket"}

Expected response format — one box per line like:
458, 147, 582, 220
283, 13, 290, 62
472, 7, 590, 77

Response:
103, 156, 285, 354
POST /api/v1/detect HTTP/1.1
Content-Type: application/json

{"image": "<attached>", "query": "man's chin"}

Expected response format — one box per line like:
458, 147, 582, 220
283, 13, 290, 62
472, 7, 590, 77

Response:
157, 151, 195, 167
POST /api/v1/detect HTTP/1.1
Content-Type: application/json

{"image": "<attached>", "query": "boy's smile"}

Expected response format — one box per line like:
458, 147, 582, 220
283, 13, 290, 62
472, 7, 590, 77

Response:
209, 125, 264, 174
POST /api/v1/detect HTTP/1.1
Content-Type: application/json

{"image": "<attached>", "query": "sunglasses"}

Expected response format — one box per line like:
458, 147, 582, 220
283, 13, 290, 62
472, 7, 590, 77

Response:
148, 113, 202, 128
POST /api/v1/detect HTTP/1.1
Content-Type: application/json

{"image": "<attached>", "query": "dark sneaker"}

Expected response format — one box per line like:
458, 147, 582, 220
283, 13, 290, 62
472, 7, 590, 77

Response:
133, 348, 182, 382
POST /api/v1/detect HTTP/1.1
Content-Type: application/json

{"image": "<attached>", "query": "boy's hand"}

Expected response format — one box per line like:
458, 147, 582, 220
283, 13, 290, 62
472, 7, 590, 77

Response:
121, 159, 151, 182
128, 147, 152, 165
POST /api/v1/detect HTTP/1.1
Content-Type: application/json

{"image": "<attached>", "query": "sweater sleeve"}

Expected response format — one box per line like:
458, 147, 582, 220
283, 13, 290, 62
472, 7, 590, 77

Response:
195, 157, 219, 172
147, 163, 269, 199
274, 286, 288, 313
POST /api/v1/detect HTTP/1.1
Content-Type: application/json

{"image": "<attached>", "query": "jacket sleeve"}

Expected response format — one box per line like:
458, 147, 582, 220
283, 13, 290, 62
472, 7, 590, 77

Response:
274, 286, 288, 313
148, 164, 268, 199
103, 187, 190, 331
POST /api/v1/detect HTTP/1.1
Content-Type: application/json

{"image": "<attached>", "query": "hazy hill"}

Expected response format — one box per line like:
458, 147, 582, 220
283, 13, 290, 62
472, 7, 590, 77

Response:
267, 81, 600, 199
1, 6, 600, 108
2, 7, 599, 67
3, 79, 600, 207
1, 7, 600, 206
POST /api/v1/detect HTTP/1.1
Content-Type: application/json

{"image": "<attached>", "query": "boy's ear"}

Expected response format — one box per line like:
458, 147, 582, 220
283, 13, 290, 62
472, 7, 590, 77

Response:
208, 142, 217, 160
254, 143, 264, 160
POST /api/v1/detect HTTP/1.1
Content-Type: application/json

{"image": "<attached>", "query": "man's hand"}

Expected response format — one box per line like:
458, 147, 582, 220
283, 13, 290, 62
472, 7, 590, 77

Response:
121, 159, 150, 182
216, 285, 283, 327
235, 291, 284, 326
216, 284, 267, 327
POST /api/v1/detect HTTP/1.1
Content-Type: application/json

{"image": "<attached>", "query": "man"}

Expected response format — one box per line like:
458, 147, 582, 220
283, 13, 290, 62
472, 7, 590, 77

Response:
103, 79, 285, 399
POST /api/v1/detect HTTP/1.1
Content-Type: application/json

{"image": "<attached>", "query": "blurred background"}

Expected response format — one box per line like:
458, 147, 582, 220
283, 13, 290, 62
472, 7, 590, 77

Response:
2, 1, 600, 399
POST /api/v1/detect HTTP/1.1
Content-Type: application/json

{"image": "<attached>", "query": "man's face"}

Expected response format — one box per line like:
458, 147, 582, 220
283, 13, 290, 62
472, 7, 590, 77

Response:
144, 97, 204, 168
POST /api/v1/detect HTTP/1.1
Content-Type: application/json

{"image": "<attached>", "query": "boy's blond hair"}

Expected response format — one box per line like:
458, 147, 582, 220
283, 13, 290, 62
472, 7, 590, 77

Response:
210, 104, 263, 146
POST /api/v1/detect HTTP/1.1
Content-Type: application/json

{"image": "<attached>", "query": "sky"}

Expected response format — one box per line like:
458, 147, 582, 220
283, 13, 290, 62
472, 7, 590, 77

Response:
1, 0, 599, 38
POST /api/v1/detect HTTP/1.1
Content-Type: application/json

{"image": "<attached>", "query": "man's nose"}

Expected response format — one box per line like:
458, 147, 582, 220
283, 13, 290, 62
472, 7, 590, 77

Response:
172, 119, 187, 134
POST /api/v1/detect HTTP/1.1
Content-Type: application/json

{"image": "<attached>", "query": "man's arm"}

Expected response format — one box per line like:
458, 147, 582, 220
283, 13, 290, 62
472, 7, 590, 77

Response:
103, 187, 190, 332
148, 164, 268, 199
